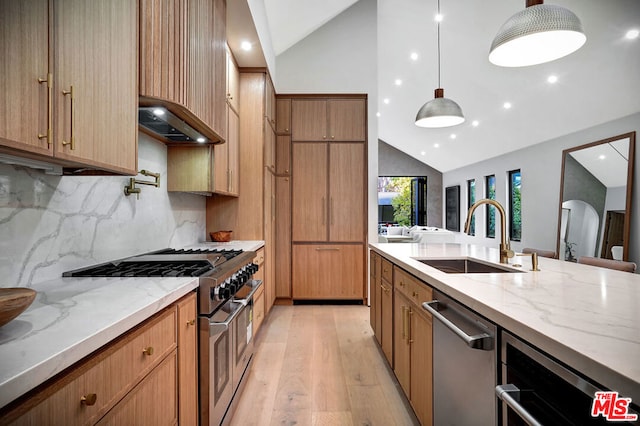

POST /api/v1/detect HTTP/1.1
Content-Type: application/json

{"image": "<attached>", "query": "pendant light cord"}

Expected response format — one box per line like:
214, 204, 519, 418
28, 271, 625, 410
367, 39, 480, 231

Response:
437, 0, 441, 88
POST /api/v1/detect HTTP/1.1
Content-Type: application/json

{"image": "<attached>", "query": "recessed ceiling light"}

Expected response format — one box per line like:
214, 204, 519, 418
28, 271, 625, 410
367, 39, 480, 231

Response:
547, 75, 558, 84
433, 144, 439, 148
152, 108, 165, 116
503, 102, 512, 109
383, 98, 390, 104
395, 79, 403, 86
626, 29, 639, 40
435, 14, 443, 22
376, 112, 381, 117
472, 120, 479, 127
599, 154, 606, 160
197, 137, 206, 143
410, 52, 419, 61
450, 134, 456, 139
241, 41, 252, 51
421, 151, 427, 155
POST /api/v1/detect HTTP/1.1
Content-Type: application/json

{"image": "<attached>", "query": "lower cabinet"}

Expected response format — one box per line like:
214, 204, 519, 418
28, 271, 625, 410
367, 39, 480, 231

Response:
380, 274, 393, 365
292, 244, 364, 300
1, 292, 197, 425
389, 264, 434, 426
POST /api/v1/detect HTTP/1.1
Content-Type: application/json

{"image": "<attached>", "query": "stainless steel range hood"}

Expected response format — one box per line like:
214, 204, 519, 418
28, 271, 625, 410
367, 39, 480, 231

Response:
138, 107, 209, 143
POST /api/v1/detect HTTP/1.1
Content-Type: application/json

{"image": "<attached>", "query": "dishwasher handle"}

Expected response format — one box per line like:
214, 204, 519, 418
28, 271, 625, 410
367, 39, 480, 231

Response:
422, 300, 493, 350
496, 384, 543, 426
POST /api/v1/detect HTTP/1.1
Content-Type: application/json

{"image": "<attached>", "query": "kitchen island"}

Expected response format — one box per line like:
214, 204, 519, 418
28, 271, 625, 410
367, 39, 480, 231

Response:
370, 242, 640, 402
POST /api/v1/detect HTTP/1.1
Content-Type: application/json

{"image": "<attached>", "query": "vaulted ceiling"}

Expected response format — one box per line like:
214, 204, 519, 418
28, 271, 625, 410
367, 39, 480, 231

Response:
229, 0, 640, 172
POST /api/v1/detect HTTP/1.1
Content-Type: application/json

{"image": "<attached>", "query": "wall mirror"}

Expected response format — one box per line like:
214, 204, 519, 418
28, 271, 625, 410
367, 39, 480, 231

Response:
556, 132, 635, 261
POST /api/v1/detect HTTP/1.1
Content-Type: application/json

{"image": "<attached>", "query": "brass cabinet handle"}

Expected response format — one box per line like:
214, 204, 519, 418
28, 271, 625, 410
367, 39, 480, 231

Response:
408, 309, 414, 343
315, 247, 340, 251
37, 73, 52, 146
401, 306, 408, 341
186, 319, 195, 326
81, 393, 97, 406
285, 128, 289, 132
331, 135, 335, 139
61, 85, 75, 150
399, 280, 405, 287
142, 346, 154, 356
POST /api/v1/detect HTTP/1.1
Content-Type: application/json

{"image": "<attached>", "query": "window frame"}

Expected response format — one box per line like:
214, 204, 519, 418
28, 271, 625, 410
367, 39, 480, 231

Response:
485, 174, 496, 238
467, 179, 476, 236
509, 169, 522, 242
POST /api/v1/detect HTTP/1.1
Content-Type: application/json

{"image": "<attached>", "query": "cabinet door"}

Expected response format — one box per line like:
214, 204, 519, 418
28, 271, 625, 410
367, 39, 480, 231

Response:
96, 352, 178, 426
167, 146, 213, 193
292, 244, 363, 299
276, 98, 291, 134
291, 99, 327, 141
0, 0, 50, 155
410, 307, 433, 426
226, 47, 239, 113
213, 129, 229, 193
393, 292, 411, 395
227, 108, 239, 195
139, 0, 188, 106
276, 135, 291, 175
177, 293, 197, 426
328, 99, 366, 142
380, 279, 393, 365
54, 0, 137, 174
264, 171, 276, 311
212, 0, 227, 139
329, 143, 365, 242
265, 76, 276, 130
265, 124, 276, 172
369, 251, 379, 336
275, 176, 291, 298
291, 143, 327, 242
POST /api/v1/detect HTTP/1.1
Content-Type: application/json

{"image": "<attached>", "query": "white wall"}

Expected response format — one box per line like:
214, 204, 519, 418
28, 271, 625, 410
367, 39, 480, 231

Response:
443, 112, 640, 266
274, 0, 378, 243
0, 134, 206, 287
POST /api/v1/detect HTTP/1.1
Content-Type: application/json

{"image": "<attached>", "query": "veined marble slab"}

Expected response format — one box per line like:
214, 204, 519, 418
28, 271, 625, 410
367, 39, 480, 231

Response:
0, 276, 198, 408
370, 242, 640, 402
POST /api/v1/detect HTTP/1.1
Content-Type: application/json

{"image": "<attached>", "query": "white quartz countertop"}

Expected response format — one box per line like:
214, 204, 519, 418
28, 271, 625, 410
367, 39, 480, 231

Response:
0, 275, 198, 408
370, 242, 640, 401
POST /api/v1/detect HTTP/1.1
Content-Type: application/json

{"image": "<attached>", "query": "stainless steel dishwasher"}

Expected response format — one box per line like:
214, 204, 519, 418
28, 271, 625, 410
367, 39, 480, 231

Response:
423, 291, 498, 425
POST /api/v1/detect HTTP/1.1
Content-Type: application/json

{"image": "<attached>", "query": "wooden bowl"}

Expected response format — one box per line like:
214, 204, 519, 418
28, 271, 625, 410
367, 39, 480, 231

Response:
0, 288, 37, 327
210, 230, 233, 242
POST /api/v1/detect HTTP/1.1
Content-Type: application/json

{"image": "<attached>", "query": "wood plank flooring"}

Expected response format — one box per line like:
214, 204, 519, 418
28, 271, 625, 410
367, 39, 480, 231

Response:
230, 305, 419, 426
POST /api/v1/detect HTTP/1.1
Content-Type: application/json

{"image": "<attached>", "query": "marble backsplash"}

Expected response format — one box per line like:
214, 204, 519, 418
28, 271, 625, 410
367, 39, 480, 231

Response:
0, 134, 206, 288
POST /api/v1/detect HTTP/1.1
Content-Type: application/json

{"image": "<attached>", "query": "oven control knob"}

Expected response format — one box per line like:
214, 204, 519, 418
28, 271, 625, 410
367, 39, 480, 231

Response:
249, 263, 259, 273
220, 287, 230, 299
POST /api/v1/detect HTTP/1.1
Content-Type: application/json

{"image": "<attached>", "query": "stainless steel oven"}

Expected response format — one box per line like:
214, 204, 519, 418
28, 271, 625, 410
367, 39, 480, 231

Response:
63, 247, 261, 426
498, 331, 639, 425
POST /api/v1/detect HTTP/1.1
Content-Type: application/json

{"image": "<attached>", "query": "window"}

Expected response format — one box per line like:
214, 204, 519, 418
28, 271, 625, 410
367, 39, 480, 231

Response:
509, 169, 522, 241
377, 177, 428, 228
467, 179, 476, 236
485, 175, 496, 238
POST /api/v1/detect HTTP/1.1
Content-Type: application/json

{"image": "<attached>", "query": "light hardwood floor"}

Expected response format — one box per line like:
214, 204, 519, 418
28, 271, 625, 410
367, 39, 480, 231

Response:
230, 305, 420, 426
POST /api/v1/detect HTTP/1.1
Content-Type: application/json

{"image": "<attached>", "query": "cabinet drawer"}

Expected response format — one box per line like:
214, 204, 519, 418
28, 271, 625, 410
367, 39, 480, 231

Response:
5, 307, 177, 425
381, 258, 393, 283
394, 267, 432, 305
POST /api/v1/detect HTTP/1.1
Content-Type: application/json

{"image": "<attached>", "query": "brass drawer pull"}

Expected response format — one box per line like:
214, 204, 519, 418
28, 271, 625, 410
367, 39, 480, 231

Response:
37, 73, 52, 146
61, 85, 75, 150
142, 346, 154, 356
186, 319, 195, 326
81, 393, 97, 406
315, 247, 340, 251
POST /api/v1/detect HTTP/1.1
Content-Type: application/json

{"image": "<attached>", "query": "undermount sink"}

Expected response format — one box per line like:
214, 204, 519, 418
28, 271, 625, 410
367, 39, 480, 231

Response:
416, 258, 522, 274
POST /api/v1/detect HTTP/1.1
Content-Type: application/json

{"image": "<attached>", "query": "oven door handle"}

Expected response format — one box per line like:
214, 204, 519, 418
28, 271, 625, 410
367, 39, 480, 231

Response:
496, 384, 543, 426
234, 279, 263, 306
209, 302, 244, 334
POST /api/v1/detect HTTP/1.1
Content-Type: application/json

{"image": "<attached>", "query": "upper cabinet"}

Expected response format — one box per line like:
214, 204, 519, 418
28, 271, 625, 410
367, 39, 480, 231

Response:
0, 0, 138, 175
276, 99, 291, 135
226, 46, 240, 113
139, 0, 227, 144
265, 76, 276, 131
291, 99, 366, 142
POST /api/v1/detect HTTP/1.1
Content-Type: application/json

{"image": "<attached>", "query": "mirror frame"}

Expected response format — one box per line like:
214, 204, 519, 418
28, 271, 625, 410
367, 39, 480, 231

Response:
556, 131, 635, 261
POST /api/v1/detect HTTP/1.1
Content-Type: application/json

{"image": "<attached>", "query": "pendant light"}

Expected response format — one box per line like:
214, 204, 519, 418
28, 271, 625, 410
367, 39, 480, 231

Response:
489, 0, 586, 67
415, 0, 464, 128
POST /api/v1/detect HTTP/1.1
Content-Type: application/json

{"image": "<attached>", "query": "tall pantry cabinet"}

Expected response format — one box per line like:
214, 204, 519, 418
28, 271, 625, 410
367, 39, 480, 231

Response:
284, 96, 368, 301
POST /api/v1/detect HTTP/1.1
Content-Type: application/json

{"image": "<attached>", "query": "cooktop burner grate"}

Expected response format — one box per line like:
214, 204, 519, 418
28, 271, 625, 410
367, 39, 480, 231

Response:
152, 248, 243, 260
65, 260, 214, 278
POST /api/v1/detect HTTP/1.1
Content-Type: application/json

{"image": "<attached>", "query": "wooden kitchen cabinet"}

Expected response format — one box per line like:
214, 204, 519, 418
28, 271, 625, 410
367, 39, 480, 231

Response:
369, 251, 382, 343
291, 142, 365, 242
275, 176, 292, 298
380, 259, 394, 365
177, 292, 198, 426
1, 293, 197, 425
226, 46, 240, 113
0, 0, 138, 175
276, 135, 291, 175
265, 76, 276, 132
276, 98, 291, 135
291, 99, 366, 142
393, 266, 433, 426
292, 244, 364, 299
167, 145, 215, 194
